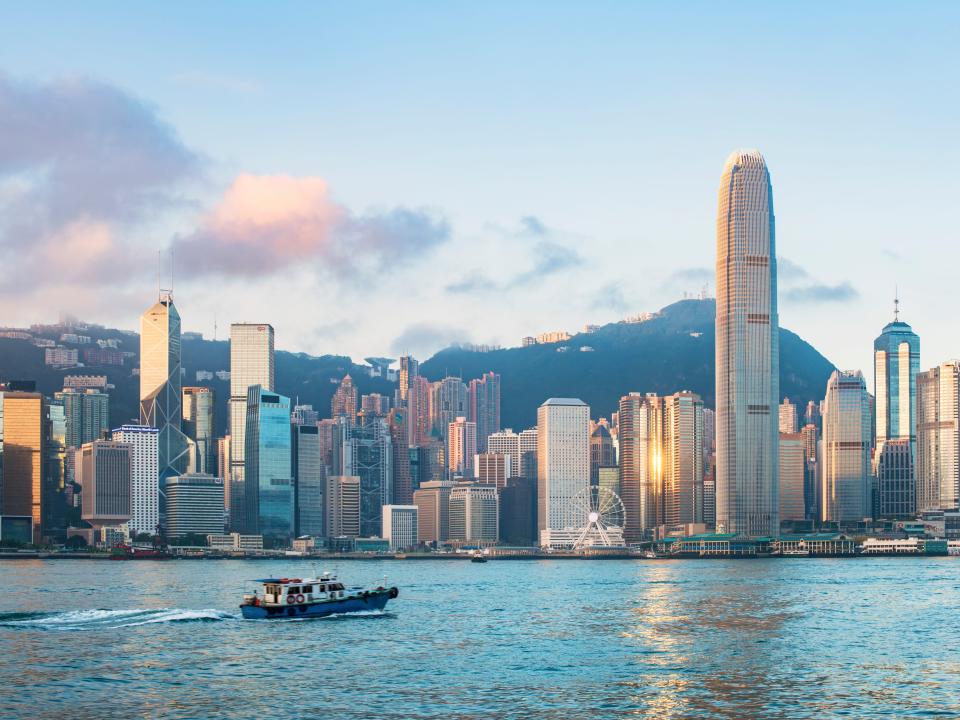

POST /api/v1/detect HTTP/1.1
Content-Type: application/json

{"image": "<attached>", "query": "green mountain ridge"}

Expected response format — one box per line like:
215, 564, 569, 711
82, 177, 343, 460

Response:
0, 298, 835, 434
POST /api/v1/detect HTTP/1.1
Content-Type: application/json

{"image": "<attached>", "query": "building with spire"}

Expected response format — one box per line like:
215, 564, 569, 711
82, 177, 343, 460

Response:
874, 297, 920, 517
139, 291, 189, 498
714, 149, 779, 537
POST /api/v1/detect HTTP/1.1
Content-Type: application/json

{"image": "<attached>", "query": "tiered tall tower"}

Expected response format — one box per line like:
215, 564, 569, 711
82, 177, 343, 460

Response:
714, 149, 780, 536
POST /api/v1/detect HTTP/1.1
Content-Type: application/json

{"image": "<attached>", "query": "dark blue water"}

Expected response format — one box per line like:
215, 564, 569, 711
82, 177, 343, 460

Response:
2, 558, 959, 718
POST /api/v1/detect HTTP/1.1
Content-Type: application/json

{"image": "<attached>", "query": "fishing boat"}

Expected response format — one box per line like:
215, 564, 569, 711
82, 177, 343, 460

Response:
240, 572, 398, 620
470, 552, 488, 563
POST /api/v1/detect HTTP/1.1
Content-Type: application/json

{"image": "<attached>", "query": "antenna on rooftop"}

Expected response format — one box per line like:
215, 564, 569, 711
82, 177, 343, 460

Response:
894, 285, 900, 322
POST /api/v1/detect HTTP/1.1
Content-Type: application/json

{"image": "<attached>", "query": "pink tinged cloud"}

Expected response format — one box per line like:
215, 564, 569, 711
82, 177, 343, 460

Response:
172, 173, 450, 279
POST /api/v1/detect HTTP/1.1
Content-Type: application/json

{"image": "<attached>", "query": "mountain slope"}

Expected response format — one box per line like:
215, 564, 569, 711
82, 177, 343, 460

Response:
420, 299, 835, 429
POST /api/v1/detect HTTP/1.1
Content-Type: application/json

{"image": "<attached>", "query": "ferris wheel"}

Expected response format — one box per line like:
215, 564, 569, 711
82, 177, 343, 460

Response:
571, 486, 626, 549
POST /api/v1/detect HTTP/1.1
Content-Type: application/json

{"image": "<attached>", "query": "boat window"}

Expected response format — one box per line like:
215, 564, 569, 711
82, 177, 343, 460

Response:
318, 585, 326, 593
302, 585, 313, 593
287, 586, 299, 594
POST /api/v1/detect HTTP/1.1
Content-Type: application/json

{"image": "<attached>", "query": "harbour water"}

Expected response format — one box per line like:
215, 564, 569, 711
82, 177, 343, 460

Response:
2, 558, 959, 719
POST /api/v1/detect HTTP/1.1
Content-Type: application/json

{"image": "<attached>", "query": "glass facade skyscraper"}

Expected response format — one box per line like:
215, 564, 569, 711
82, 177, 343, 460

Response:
140, 292, 189, 486
182, 387, 215, 476
244, 386, 293, 540
229, 323, 275, 531
715, 149, 780, 537
821, 371, 872, 526
874, 307, 920, 455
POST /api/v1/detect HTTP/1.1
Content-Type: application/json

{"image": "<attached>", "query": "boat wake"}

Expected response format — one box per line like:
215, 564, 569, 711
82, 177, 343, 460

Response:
269, 610, 396, 623
0, 608, 235, 630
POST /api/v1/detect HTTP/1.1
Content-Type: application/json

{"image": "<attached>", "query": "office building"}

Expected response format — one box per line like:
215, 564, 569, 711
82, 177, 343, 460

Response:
228, 323, 274, 530
499, 476, 537, 546
715, 150, 780, 537
0, 392, 46, 543
57, 388, 109, 448
917, 361, 960, 511
334, 415, 392, 538
778, 433, 805, 522
182, 387, 215, 475
449, 484, 499, 545
537, 398, 590, 548
326, 475, 360, 538
488, 428, 538, 479
821, 371, 872, 526
876, 439, 915, 518
291, 404, 319, 426
382, 504, 418, 550
447, 416, 477, 478
413, 480, 453, 544
111, 425, 159, 537
874, 303, 921, 455
779, 398, 798, 435
468, 372, 501, 452
78, 439, 132, 532
292, 423, 325, 537
165, 474, 225, 539
244, 386, 293, 540
398, 356, 419, 404
139, 291, 189, 483
475, 452, 511, 489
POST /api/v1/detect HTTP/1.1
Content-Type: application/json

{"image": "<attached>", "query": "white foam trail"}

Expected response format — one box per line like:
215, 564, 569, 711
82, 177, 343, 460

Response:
0, 608, 235, 630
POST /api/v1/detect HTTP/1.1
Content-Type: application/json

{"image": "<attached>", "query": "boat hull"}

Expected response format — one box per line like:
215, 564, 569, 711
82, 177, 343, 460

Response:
240, 589, 396, 620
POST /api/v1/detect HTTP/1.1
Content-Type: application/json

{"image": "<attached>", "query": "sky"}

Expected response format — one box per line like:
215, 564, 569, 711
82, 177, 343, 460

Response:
0, 2, 957, 379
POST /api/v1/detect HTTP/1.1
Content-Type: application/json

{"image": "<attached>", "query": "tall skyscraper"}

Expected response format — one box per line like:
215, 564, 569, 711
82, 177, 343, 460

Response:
140, 292, 189, 485
449, 484, 499, 545
407, 376, 431, 447
468, 372, 501, 453
228, 323, 274, 531
618, 393, 662, 542
715, 149, 780, 537
331, 375, 358, 419
537, 398, 590, 548
447, 416, 477, 478
821, 371, 872, 526
0, 392, 46, 544
662, 392, 705, 528
182, 387, 215, 475
244, 386, 293, 540
111, 425, 159, 537
326, 475, 361, 538
334, 415, 392, 538
388, 408, 413, 505
916, 361, 960, 511
874, 301, 921, 454
874, 301, 920, 516
292, 423, 325, 537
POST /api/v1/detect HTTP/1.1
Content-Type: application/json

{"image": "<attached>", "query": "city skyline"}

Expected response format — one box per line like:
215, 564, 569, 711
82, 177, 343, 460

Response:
0, 4, 957, 378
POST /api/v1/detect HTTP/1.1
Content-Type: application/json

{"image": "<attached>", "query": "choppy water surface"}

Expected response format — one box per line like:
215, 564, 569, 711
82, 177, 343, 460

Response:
2, 558, 959, 719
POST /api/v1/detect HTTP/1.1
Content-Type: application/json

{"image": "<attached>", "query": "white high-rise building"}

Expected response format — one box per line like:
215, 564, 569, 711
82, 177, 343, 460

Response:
821, 371, 872, 526
487, 427, 538, 479
112, 425, 159, 537
917, 361, 960, 511
715, 149, 780, 537
382, 504, 418, 551
228, 323, 274, 530
537, 398, 590, 548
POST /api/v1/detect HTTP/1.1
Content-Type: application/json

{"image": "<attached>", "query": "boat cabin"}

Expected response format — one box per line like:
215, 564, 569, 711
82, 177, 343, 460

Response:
254, 574, 346, 606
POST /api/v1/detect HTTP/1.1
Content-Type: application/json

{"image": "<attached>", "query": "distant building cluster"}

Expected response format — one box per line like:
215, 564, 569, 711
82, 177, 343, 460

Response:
2, 148, 958, 555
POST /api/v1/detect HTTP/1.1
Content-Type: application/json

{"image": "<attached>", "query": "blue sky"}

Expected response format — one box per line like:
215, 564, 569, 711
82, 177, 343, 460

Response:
0, 2, 957, 381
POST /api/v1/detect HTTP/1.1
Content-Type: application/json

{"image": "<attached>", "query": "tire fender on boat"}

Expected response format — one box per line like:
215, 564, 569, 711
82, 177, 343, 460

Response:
389, 587, 399, 599
287, 595, 296, 604
295, 594, 305, 604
